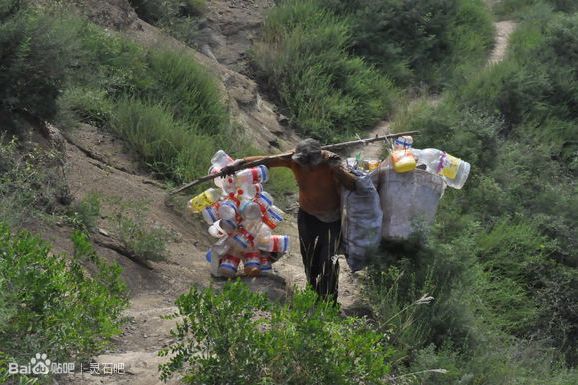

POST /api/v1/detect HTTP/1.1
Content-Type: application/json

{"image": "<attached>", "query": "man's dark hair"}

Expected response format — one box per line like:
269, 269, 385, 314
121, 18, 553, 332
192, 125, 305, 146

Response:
292, 138, 322, 166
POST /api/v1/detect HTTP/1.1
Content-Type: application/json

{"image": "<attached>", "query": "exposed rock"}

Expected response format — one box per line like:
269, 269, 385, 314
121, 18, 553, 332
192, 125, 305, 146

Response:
81, 0, 137, 30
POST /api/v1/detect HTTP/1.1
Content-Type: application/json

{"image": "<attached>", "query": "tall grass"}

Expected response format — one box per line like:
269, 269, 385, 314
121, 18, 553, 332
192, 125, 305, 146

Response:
45, 19, 237, 184
111, 98, 218, 182
252, 0, 396, 141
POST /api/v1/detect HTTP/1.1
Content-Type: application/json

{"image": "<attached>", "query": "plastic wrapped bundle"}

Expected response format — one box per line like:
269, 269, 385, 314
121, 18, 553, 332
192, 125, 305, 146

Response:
377, 168, 445, 240
341, 170, 383, 272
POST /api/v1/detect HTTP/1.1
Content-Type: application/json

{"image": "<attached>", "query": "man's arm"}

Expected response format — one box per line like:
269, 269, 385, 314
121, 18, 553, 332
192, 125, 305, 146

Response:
323, 151, 357, 191
220, 154, 293, 175
243, 155, 293, 168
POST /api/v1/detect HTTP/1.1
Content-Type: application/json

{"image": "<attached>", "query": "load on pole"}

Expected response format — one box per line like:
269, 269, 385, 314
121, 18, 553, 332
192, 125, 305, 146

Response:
169, 131, 419, 195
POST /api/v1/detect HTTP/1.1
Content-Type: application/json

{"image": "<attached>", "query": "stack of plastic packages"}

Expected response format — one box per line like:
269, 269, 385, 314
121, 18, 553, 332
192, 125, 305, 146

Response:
388, 136, 471, 189
187, 150, 290, 277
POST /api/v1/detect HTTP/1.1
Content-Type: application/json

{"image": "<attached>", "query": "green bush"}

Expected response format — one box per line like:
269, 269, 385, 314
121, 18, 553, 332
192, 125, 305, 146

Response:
0, 136, 68, 226
0, 1, 74, 120
159, 280, 394, 385
0, 226, 127, 383
144, 50, 228, 135
66, 192, 101, 232
110, 98, 219, 182
252, 0, 396, 141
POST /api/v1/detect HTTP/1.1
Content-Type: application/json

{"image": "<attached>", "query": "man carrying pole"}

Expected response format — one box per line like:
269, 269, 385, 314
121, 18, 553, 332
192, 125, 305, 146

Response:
221, 138, 356, 303
170, 131, 417, 303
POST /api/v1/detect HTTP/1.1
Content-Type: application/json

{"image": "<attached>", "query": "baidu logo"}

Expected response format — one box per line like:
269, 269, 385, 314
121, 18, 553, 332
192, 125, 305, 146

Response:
30, 353, 51, 375
8, 353, 75, 375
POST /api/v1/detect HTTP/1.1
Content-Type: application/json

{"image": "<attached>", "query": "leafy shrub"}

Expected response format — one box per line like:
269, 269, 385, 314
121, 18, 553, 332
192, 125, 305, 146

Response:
0, 136, 68, 226
0, 1, 74, 120
66, 192, 101, 232
0, 225, 127, 382
159, 280, 394, 384
252, 0, 396, 141
111, 198, 172, 262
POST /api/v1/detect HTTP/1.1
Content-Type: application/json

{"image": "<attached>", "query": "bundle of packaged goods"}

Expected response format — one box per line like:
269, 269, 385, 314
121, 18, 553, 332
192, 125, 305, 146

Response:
187, 151, 289, 277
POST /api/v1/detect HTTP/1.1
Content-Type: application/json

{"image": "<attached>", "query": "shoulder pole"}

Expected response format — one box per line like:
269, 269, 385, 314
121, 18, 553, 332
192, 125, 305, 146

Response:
168, 131, 418, 195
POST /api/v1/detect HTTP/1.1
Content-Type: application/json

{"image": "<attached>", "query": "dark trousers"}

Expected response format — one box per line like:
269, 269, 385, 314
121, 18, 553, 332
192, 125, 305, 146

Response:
297, 209, 341, 303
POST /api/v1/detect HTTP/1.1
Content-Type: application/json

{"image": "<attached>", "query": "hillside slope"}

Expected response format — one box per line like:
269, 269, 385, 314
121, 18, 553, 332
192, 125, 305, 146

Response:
15, 1, 517, 383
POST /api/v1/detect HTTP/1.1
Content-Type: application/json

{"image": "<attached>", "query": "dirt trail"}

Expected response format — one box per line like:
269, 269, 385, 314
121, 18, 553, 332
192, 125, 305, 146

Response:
52, 10, 517, 384
488, 21, 517, 66
352, 20, 517, 162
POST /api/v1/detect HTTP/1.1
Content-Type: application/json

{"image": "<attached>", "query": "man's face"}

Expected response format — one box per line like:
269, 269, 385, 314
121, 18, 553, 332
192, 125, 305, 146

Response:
293, 150, 322, 169
292, 139, 322, 168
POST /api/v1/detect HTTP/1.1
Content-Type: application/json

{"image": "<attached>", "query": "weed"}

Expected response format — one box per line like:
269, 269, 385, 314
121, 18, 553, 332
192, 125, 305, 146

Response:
159, 280, 394, 384
110, 199, 171, 262
66, 192, 101, 232
252, 0, 396, 141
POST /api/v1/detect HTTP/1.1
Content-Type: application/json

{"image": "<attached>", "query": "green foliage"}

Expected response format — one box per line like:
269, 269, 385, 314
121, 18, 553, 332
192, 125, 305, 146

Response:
324, 0, 494, 89
144, 50, 227, 135
66, 192, 101, 232
53, 18, 232, 183
112, 199, 171, 262
110, 98, 219, 182
57, 86, 113, 128
252, 0, 396, 141
0, 1, 74, 120
495, 0, 578, 17
0, 224, 127, 380
0, 136, 68, 226
386, 4, 578, 375
159, 280, 393, 384
129, 0, 206, 23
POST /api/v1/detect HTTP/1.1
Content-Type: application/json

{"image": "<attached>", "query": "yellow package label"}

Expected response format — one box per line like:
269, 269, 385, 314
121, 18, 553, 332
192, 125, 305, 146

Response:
189, 191, 214, 213
392, 151, 416, 173
367, 159, 380, 171
441, 154, 460, 179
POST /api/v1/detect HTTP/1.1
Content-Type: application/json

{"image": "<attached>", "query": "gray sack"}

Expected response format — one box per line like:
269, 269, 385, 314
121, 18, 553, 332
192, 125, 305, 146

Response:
377, 168, 445, 240
341, 170, 383, 272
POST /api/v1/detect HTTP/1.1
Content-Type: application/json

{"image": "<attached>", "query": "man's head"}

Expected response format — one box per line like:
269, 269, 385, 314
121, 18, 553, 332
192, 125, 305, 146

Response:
292, 138, 322, 167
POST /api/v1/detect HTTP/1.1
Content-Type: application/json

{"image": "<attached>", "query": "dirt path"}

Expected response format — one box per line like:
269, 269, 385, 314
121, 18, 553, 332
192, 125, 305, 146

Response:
488, 20, 517, 66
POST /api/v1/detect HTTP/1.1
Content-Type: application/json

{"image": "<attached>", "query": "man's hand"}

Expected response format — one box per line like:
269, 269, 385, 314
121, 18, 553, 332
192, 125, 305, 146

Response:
324, 151, 343, 168
220, 159, 246, 176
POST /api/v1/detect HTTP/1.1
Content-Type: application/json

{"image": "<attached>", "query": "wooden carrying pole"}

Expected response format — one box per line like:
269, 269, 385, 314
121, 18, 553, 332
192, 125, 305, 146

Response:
169, 130, 418, 195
